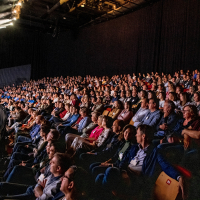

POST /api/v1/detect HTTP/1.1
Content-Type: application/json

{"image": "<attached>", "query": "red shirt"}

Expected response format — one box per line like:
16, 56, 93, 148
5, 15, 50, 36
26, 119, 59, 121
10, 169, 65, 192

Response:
59, 110, 67, 118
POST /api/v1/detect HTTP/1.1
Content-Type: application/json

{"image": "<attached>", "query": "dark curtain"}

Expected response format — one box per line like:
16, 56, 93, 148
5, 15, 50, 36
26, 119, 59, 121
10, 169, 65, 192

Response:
0, 0, 200, 80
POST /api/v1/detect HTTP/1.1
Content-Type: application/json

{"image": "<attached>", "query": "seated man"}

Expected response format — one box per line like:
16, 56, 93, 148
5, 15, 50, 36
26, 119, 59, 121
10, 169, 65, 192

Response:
53, 166, 89, 200
130, 98, 149, 127
95, 124, 184, 199
61, 107, 91, 136
155, 100, 180, 137
0, 153, 71, 200
137, 98, 162, 128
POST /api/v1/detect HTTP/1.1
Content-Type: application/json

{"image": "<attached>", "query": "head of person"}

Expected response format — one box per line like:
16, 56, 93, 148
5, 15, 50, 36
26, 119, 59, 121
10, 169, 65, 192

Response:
40, 125, 50, 140
168, 92, 177, 101
163, 100, 175, 115
49, 142, 66, 160
113, 100, 121, 109
148, 98, 158, 111
112, 120, 125, 134
158, 92, 166, 101
47, 129, 60, 141
180, 92, 189, 106
194, 92, 200, 103
136, 124, 155, 146
35, 115, 45, 125
124, 101, 131, 111
182, 105, 198, 120
118, 124, 136, 143
97, 115, 104, 127
126, 90, 131, 97
60, 166, 89, 199
80, 107, 88, 117
50, 153, 71, 177
91, 111, 100, 123
140, 98, 148, 109
101, 116, 109, 128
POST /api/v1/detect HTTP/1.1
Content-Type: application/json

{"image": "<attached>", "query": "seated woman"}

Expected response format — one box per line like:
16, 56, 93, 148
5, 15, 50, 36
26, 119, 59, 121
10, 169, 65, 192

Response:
65, 112, 100, 149
117, 101, 133, 124
176, 92, 191, 111
71, 116, 111, 152
158, 105, 198, 151
107, 100, 122, 120
158, 91, 165, 110
89, 124, 136, 178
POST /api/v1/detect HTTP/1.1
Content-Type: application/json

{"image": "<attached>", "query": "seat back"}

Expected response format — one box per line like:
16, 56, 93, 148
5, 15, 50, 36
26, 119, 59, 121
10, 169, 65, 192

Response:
153, 171, 179, 200
102, 110, 109, 116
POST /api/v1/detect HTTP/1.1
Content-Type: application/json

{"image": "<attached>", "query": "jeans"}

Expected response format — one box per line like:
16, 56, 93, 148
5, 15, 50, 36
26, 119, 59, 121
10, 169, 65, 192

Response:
17, 136, 32, 143
6, 165, 36, 185
0, 182, 35, 200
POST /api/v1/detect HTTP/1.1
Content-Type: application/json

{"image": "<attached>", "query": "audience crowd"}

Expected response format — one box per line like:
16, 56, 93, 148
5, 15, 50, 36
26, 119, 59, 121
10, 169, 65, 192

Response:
0, 69, 200, 199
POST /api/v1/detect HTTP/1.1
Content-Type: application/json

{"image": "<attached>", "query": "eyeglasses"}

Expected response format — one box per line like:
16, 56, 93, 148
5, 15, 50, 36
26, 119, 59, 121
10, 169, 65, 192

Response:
62, 175, 73, 182
182, 110, 190, 113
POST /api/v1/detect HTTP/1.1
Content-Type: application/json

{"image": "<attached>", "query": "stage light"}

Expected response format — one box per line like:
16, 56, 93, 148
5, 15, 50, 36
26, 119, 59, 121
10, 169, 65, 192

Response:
81, 4, 85, 7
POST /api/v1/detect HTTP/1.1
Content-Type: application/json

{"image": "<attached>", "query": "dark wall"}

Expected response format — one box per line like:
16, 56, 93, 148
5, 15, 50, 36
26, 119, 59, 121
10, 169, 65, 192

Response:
0, 0, 200, 80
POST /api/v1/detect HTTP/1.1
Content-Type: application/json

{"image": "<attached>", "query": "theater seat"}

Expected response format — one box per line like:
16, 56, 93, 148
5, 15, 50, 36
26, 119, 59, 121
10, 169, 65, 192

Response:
102, 110, 109, 116
129, 119, 134, 125
154, 171, 179, 200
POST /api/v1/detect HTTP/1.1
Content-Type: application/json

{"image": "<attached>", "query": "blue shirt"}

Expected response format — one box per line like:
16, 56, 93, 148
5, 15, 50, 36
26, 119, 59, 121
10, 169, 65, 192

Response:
141, 110, 162, 128
77, 116, 92, 132
62, 114, 80, 126
30, 124, 41, 139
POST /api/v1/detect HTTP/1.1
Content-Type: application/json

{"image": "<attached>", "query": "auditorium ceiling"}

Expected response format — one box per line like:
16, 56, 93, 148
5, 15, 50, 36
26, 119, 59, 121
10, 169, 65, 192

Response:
0, 0, 159, 35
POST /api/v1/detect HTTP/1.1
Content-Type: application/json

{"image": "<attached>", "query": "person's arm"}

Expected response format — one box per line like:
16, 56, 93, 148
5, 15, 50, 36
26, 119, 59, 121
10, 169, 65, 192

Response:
182, 129, 200, 139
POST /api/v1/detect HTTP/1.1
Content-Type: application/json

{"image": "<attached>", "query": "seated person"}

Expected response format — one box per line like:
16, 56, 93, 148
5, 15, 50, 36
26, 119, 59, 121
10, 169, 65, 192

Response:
117, 101, 133, 124
15, 115, 46, 144
89, 124, 136, 178
57, 106, 80, 133
71, 116, 111, 152
137, 98, 162, 128
91, 97, 104, 113
65, 112, 100, 149
0, 153, 71, 200
155, 100, 180, 137
79, 120, 125, 170
4, 141, 66, 185
53, 166, 89, 200
62, 107, 91, 136
130, 98, 149, 127
49, 103, 70, 124
181, 118, 200, 172
94, 124, 184, 199
107, 100, 122, 120
166, 105, 197, 144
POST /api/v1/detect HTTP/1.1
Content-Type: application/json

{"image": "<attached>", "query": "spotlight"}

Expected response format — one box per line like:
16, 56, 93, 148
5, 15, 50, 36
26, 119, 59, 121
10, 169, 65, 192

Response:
17, 2, 22, 6
13, 17, 17, 20
81, 4, 85, 7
